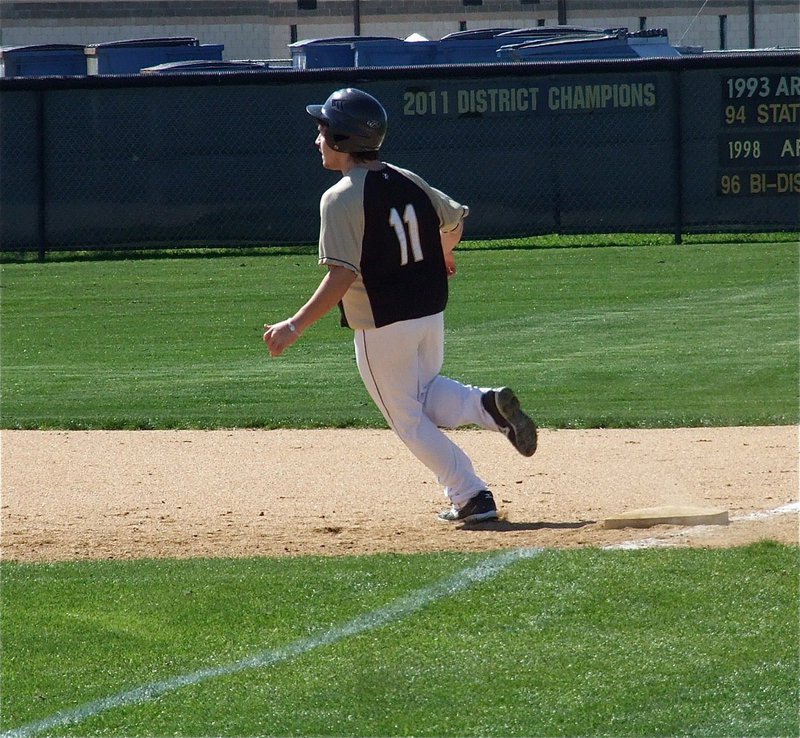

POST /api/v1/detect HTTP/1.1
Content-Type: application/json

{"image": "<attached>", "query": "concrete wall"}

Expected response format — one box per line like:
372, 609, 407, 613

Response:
1, 1, 798, 60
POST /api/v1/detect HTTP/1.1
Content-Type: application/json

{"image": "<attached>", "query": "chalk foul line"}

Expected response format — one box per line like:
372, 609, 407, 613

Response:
3, 546, 543, 738
732, 500, 800, 521
8, 502, 798, 735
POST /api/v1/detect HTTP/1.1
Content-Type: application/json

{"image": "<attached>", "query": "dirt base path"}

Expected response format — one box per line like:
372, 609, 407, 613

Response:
2, 426, 797, 563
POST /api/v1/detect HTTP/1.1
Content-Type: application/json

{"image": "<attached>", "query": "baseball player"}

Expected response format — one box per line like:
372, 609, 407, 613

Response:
263, 88, 537, 523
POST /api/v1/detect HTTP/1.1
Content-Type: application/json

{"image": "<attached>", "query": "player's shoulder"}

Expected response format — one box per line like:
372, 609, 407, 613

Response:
382, 164, 451, 204
380, 163, 428, 188
381, 163, 459, 206
321, 170, 367, 209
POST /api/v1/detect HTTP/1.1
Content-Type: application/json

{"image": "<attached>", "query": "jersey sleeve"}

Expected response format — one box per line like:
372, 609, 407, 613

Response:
389, 165, 469, 233
318, 175, 366, 274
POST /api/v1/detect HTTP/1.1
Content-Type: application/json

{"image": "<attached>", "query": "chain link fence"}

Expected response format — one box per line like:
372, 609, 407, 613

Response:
1, 52, 798, 256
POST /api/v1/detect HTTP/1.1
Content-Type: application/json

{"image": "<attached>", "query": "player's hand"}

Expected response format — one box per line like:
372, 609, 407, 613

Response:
263, 320, 300, 357
444, 252, 457, 277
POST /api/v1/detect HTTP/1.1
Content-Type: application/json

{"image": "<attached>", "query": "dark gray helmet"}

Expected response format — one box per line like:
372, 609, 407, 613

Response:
306, 88, 387, 153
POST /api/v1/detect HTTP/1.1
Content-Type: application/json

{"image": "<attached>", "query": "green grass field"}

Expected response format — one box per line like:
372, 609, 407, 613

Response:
2, 545, 797, 737
0, 241, 797, 429
1, 240, 798, 737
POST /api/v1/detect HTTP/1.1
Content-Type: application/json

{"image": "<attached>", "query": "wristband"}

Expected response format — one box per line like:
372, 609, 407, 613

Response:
287, 320, 298, 334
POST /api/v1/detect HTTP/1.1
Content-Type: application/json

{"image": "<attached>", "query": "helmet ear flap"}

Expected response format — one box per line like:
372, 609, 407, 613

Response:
330, 132, 350, 149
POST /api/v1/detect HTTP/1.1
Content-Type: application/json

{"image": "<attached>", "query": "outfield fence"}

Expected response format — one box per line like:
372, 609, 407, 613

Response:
0, 51, 798, 258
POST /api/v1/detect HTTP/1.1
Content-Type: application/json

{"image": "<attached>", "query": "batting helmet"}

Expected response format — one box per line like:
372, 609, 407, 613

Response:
306, 88, 387, 153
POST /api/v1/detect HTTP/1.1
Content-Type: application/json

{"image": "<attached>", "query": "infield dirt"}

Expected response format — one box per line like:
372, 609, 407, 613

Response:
1, 426, 797, 563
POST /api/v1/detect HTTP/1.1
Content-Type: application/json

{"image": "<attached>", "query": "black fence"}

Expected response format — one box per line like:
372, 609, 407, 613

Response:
1, 51, 798, 257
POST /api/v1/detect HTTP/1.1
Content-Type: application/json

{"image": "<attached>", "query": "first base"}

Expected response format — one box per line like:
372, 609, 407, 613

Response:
603, 505, 729, 529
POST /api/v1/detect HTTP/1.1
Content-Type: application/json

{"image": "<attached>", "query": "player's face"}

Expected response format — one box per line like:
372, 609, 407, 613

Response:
315, 125, 348, 172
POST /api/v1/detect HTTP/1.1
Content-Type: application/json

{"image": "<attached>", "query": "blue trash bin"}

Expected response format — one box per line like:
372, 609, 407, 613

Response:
0, 44, 87, 77
289, 37, 398, 69
436, 28, 518, 64
495, 27, 682, 62
353, 38, 438, 67
84, 37, 225, 75
437, 27, 626, 65
626, 29, 682, 58
496, 31, 637, 62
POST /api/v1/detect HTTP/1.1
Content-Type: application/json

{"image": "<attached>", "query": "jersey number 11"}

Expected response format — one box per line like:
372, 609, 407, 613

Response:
389, 204, 424, 266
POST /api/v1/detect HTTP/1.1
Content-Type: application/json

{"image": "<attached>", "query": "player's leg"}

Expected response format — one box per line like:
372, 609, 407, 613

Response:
413, 314, 495, 428
354, 315, 488, 509
423, 375, 496, 429
417, 319, 538, 457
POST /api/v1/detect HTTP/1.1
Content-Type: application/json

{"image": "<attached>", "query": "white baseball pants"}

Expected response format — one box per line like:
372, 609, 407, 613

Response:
354, 311, 499, 508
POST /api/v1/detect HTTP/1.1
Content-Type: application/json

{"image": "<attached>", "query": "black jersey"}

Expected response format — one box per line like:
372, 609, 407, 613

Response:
318, 163, 468, 329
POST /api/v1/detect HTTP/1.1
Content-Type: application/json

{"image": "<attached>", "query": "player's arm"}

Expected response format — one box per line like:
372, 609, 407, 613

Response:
440, 219, 464, 277
263, 264, 356, 357
441, 218, 463, 255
